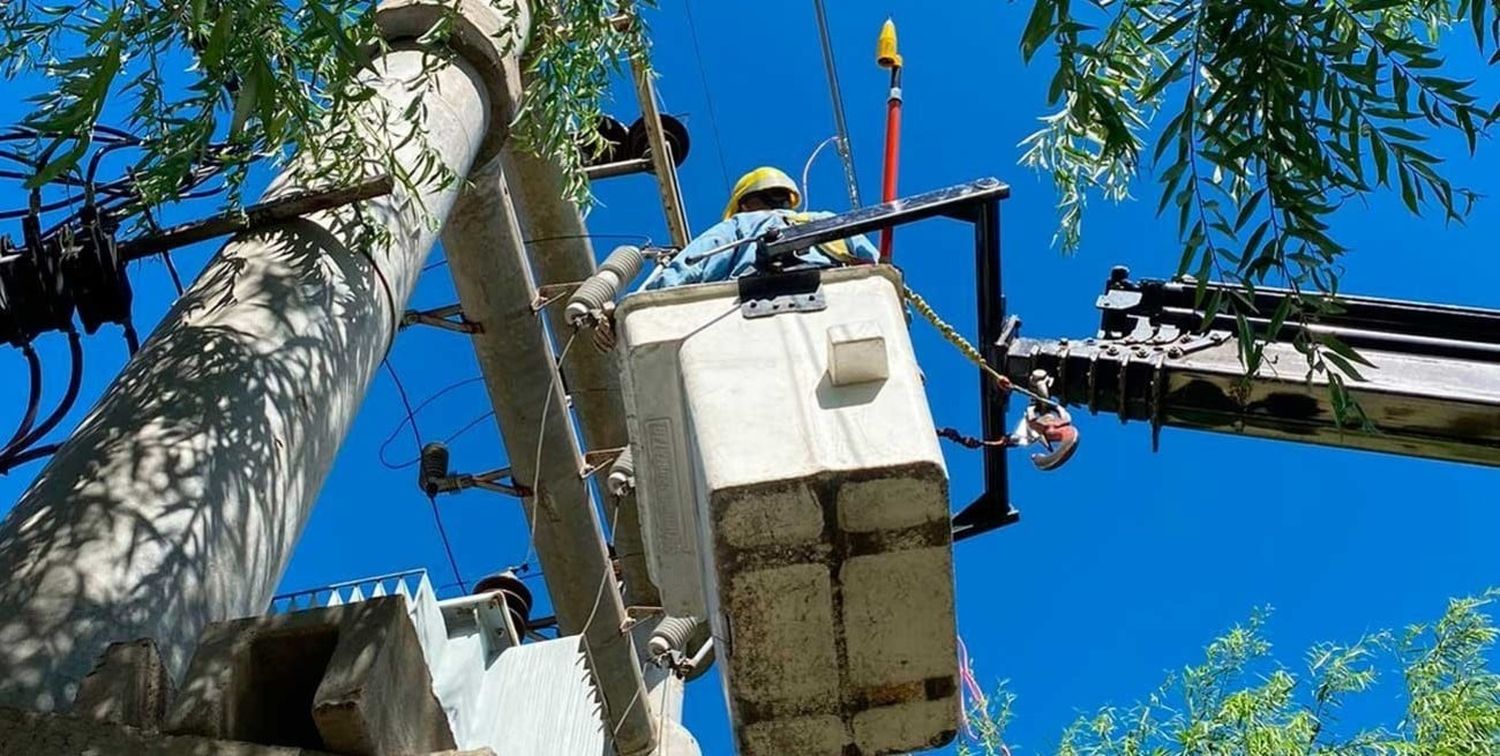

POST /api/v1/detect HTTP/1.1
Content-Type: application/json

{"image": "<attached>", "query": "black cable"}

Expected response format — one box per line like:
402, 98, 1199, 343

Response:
161, 252, 185, 295
86, 140, 138, 191
681, 0, 734, 194
377, 376, 487, 469
141, 206, 187, 296
0, 187, 114, 220
427, 497, 468, 594
5, 345, 43, 449
87, 124, 142, 143
433, 567, 546, 595
0, 331, 83, 461
122, 323, 140, 355
0, 125, 138, 144
379, 407, 497, 469
438, 411, 495, 446
383, 358, 468, 594
0, 443, 60, 475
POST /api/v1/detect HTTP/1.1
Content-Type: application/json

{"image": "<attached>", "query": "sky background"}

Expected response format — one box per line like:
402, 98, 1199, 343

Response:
1, 1, 1498, 753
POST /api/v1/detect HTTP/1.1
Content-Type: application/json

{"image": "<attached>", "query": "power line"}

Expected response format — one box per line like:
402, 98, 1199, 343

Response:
681, 0, 733, 194
383, 358, 468, 593
811, 0, 862, 209
378, 375, 488, 468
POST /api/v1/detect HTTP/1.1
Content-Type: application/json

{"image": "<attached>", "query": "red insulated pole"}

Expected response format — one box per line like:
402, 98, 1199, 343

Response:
878, 65, 902, 263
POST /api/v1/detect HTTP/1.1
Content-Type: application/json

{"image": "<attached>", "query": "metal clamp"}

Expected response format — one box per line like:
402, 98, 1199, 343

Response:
400, 303, 480, 334
742, 290, 826, 319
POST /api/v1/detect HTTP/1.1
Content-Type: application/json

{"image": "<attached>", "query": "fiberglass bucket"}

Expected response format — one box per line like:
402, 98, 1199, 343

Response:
616, 265, 959, 755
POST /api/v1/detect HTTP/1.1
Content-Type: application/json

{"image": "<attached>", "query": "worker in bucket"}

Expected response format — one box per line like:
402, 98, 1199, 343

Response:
645, 166, 878, 290
586, 167, 877, 352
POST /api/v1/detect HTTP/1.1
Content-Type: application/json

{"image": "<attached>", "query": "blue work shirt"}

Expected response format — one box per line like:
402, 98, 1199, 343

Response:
646, 209, 878, 290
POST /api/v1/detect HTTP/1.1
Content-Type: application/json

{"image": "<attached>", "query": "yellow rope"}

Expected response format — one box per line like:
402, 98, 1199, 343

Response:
903, 284, 1055, 407
903, 285, 1006, 382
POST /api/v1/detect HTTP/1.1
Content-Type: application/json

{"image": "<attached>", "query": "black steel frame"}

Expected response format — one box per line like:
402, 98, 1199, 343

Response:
756, 177, 1020, 541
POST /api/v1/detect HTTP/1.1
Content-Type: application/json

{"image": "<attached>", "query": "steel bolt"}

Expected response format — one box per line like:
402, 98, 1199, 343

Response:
1168, 346, 1184, 358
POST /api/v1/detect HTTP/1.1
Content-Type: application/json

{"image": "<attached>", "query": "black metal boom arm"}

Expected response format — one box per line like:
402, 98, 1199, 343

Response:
1001, 268, 1500, 468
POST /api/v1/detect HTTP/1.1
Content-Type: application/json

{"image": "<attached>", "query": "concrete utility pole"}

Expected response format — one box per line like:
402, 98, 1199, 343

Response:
0, 0, 528, 711
500, 147, 658, 609
440, 160, 660, 755
497, 146, 697, 754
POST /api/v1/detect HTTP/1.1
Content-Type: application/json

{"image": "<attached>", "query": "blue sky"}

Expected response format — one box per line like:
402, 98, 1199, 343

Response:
1, 1, 1498, 753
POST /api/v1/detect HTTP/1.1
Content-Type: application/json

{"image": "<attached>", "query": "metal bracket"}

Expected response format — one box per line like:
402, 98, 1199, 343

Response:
742, 290, 826, 319
400, 303, 479, 334
758, 178, 1010, 259
581, 446, 627, 479
749, 179, 1018, 542
584, 157, 654, 181
532, 281, 584, 312
737, 269, 827, 319
430, 467, 528, 497
468, 469, 528, 497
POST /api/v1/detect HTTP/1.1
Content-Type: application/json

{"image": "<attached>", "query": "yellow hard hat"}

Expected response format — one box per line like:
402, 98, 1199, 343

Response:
723, 167, 801, 219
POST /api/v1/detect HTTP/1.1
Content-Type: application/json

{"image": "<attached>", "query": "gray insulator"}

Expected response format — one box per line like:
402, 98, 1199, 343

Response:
565, 245, 647, 326
607, 446, 635, 497
648, 615, 704, 658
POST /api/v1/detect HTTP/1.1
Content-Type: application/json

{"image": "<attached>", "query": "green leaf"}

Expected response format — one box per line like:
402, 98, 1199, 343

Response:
1322, 333, 1376, 368
1141, 52, 1190, 100
1234, 189, 1266, 232
25, 137, 88, 188
1021, 0, 1057, 61
1147, 13, 1193, 46
1322, 350, 1368, 382
1372, 136, 1390, 184
202, 6, 234, 69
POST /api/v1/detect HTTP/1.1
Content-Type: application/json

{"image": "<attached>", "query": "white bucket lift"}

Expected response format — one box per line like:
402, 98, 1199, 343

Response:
617, 265, 959, 755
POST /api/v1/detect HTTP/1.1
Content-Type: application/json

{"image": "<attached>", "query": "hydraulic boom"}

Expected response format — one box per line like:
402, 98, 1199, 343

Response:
1001, 267, 1500, 468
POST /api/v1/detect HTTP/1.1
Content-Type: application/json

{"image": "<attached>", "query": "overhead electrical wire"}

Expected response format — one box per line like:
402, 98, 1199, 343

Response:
5, 345, 43, 451
383, 358, 469, 594
811, 0, 863, 209
514, 331, 579, 575
377, 375, 488, 468
681, 0, 733, 194
0, 332, 84, 474
800, 135, 840, 211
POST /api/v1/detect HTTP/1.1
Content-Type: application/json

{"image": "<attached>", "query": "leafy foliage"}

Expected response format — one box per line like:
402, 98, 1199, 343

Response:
1019, 0, 1499, 415
959, 591, 1500, 754
0, 0, 643, 218
513, 1, 651, 204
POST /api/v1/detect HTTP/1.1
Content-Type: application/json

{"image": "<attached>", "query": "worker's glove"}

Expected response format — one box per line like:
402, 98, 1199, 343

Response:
591, 300, 618, 353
